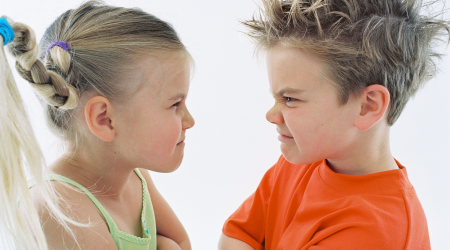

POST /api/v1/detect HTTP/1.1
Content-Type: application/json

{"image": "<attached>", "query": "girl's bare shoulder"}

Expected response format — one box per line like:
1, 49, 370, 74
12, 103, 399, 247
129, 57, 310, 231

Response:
29, 180, 118, 250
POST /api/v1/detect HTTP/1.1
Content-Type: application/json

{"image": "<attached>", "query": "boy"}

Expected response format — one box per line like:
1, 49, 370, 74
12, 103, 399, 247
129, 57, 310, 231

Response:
219, 0, 449, 249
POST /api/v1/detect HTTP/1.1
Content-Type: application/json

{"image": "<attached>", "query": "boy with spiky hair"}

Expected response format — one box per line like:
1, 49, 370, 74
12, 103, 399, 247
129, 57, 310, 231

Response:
219, 0, 449, 249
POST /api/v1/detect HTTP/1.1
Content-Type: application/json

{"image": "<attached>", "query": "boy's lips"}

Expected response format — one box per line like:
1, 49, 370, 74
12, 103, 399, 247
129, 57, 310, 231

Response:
276, 127, 293, 138
278, 133, 294, 141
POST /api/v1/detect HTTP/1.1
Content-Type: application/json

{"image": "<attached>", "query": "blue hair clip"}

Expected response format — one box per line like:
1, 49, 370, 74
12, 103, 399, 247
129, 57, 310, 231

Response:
0, 17, 15, 46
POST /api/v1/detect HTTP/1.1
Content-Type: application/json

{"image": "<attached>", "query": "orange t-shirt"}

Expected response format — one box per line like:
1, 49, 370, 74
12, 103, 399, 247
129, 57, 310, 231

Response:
223, 156, 430, 250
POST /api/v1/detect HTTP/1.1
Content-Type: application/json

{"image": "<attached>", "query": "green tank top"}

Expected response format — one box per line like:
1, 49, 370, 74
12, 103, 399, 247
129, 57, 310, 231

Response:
43, 169, 157, 250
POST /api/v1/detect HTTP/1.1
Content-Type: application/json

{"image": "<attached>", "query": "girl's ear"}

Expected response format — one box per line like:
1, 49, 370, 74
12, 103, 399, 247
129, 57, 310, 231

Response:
84, 96, 116, 142
354, 84, 391, 130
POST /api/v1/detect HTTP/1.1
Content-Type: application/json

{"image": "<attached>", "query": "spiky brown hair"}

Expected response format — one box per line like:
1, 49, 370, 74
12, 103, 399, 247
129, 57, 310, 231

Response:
244, 0, 449, 125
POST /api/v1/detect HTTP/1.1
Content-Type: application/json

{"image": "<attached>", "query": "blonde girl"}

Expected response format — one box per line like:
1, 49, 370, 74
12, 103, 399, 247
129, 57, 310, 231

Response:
0, 1, 193, 249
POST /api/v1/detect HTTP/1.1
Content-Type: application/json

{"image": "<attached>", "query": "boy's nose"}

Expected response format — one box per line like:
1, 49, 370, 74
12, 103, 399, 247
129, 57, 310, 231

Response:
266, 104, 284, 125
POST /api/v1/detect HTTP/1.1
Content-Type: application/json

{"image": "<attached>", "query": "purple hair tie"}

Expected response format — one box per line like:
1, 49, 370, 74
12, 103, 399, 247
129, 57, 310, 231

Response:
46, 41, 70, 53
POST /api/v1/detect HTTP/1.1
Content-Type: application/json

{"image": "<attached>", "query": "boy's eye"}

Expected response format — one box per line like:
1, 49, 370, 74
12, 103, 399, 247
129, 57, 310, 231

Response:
283, 97, 296, 102
282, 96, 302, 107
172, 101, 181, 107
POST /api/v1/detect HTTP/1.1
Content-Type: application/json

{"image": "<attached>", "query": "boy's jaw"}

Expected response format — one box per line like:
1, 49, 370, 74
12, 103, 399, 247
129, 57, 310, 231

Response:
276, 126, 305, 164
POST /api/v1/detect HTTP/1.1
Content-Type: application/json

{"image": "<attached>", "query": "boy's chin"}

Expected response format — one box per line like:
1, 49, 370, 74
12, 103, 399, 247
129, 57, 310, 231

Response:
281, 147, 317, 165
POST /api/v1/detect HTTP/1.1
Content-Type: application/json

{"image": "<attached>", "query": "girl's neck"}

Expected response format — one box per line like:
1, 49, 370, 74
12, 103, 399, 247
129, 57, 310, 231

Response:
49, 148, 136, 200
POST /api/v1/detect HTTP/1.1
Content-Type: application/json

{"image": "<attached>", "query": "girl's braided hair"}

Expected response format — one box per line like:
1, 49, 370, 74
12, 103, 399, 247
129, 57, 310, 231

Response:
0, 1, 189, 249
9, 22, 79, 110
12, 0, 188, 142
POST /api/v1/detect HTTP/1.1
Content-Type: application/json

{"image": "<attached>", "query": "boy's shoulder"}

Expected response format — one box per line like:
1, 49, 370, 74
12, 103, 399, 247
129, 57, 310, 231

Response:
224, 156, 430, 249
269, 155, 415, 195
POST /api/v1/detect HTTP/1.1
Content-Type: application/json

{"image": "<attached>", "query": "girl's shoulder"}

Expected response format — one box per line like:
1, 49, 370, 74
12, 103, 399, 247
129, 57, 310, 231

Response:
29, 180, 118, 250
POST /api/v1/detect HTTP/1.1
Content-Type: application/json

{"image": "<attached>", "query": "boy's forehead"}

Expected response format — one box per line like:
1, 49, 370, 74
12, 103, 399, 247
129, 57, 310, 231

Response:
266, 45, 321, 64
267, 45, 330, 92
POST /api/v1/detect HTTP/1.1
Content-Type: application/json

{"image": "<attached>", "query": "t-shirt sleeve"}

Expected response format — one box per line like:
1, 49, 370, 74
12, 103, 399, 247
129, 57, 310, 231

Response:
306, 226, 404, 250
304, 202, 411, 250
222, 158, 280, 250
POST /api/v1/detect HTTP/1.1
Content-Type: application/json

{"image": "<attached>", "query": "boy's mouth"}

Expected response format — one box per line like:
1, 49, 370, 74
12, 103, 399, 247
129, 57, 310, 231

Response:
278, 133, 294, 141
276, 127, 293, 138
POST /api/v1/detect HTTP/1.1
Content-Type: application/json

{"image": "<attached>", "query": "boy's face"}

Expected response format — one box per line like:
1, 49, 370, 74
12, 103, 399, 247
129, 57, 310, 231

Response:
266, 46, 359, 165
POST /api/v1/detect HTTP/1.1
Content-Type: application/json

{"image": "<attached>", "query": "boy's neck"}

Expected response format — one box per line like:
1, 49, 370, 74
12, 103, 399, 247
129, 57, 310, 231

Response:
326, 126, 399, 176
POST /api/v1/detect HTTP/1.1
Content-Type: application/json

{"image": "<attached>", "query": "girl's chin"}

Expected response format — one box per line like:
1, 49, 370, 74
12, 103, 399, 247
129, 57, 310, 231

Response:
153, 156, 184, 173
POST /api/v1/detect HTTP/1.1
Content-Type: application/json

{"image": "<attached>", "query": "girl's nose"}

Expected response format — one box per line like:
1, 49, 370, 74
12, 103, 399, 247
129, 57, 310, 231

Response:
182, 108, 195, 130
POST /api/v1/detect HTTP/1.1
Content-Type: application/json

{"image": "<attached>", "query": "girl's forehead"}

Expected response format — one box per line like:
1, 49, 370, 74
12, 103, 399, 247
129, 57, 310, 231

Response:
141, 57, 191, 99
130, 53, 191, 97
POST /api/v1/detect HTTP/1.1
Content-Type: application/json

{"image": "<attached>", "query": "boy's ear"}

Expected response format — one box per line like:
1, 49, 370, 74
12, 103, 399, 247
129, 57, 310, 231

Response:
354, 84, 390, 130
84, 96, 116, 142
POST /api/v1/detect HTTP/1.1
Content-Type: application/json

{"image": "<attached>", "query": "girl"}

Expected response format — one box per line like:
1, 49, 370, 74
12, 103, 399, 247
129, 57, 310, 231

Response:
1, 1, 193, 249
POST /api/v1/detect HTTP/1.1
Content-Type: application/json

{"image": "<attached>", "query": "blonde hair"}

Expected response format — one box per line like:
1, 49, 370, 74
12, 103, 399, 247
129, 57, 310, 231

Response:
36, 0, 188, 147
1, 1, 189, 249
244, 0, 449, 125
0, 16, 82, 250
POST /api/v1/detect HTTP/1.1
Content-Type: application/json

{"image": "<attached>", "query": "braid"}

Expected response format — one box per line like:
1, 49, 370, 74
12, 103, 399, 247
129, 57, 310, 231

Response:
0, 16, 86, 250
7, 20, 79, 110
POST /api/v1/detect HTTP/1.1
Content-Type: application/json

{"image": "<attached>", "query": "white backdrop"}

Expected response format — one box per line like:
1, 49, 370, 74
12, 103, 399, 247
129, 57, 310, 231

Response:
1, 0, 450, 249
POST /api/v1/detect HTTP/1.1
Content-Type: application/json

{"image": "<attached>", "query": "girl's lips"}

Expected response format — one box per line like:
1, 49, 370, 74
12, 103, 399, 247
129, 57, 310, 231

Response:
176, 140, 185, 146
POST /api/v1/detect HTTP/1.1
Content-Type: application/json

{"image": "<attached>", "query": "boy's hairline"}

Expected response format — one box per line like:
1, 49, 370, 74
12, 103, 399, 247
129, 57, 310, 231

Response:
257, 41, 366, 109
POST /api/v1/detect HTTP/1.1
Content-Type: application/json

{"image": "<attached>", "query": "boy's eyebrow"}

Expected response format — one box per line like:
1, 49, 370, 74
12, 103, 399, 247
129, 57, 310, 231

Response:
273, 87, 304, 96
169, 93, 186, 100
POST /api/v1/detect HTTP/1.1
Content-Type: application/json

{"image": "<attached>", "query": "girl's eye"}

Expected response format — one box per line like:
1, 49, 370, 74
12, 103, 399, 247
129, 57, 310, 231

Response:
172, 101, 181, 107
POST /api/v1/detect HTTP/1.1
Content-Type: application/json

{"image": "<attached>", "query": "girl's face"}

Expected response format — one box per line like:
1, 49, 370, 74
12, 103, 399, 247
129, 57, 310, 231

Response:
115, 53, 194, 173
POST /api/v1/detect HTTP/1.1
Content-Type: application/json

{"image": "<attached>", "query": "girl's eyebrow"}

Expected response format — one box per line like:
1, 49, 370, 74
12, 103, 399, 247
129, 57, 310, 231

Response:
169, 93, 186, 100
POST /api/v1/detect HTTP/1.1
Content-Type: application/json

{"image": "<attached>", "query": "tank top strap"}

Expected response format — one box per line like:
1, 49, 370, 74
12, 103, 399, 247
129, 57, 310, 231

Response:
133, 169, 147, 188
45, 174, 121, 247
131, 169, 157, 250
